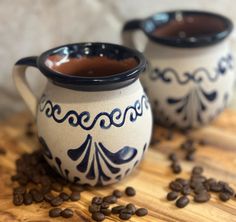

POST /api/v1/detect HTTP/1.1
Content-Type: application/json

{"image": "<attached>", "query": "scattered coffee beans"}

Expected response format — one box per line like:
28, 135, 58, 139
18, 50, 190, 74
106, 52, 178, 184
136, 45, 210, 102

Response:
125, 186, 136, 196
13, 194, 24, 206
111, 205, 126, 214
61, 208, 73, 218
59, 192, 70, 201
126, 203, 136, 214
70, 191, 80, 201
176, 196, 189, 208
92, 212, 105, 221
135, 208, 148, 217
219, 192, 230, 202
194, 191, 211, 203
113, 189, 123, 198
103, 195, 117, 204
167, 191, 178, 201
49, 208, 62, 218
23, 192, 33, 205
50, 196, 63, 207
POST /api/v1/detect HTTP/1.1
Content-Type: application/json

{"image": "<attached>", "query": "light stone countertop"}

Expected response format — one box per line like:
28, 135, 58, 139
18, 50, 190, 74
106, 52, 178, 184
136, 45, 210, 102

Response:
1, 0, 236, 119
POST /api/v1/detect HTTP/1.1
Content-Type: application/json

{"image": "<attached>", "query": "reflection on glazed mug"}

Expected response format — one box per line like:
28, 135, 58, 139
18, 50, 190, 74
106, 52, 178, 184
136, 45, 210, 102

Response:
12, 42, 152, 186
122, 10, 235, 129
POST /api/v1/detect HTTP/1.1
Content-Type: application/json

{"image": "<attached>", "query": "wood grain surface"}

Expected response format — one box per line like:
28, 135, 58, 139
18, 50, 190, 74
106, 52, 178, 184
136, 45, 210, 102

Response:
1, 110, 236, 222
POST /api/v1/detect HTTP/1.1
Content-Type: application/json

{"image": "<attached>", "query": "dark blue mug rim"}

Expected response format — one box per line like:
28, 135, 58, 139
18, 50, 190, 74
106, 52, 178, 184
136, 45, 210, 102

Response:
16, 42, 147, 91
124, 10, 233, 48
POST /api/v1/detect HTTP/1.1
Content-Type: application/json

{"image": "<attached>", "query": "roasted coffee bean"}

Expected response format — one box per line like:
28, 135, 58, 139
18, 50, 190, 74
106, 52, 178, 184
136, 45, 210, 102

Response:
219, 192, 230, 202
23, 192, 33, 205
168, 153, 177, 161
223, 184, 234, 196
40, 185, 51, 194
100, 208, 111, 216
92, 212, 105, 221
70, 191, 80, 201
180, 139, 194, 150
50, 196, 63, 207
51, 182, 63, 192
30, 189, 44, 203
175, 178, 189, 186
61, 208, 73, 218
126, 203, 136, 214
49, 208, 62, 218
167, 191, 178, 201
44, 193, 55, 202
111, 205, 126, 214
194, 191, 211, 203
185, 152, 195, 161
113, 189, 123, 198
210, 182, 223, 192
92, 196, 103, 205
69, 184, 84, 192
125, 186, 136, 196
194, 184, 206, 194
59, 192, 70, 201
119, 212, 132, 220
181, 186, 192, 195
135, 208, 148, 217
89, 204, 101, 213
103, 195, 117, 204
13, 194, 24, 206
100, 202, 109, 209
192, 166, 204, 175
172, 163, 182, 174
13, 186, 26, 195
176, 196, 189, 208
169, 181, 183, 192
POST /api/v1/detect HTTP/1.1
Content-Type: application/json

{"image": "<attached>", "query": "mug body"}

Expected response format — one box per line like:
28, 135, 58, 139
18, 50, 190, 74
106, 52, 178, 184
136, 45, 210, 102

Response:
13, 42, 152, 186
122, 10, 234, 128
37, 80, 152, 186
142, 40, 234, 128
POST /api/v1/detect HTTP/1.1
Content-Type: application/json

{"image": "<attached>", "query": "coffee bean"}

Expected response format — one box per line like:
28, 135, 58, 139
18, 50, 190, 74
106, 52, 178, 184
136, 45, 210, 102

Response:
111, 205, 126, 214
172, 163, 182, 174
89, 204, 100, 213
180, 139, 194, 150
175, 178, 189, 186
30, 189, 44, 203
100, 202, 109, 209
13, 186, 26, 195
44, 193, 55, 202
169, 181, 183, 192
50, 196, 63, 207
176, 196, 189, 208
223, 184, 234, 196
210, 182, 223, 192
219, 192, 230, 202
194, 184, 206, 194
23, 192, 33, 205
126, 203, 136, 214
92, 196, 103, 205
92, 212, 105, 221
135, 208, 148, 217
125, 186, 136, 196
61, 208, 73, 218
13, 194, 24, 206
168, 153, 177, 161
113, 189, 123, 198
49, 208, 62, 217
192, 166, 203, 175
70, 191, 80, 201
181, 186, 192, 195
103, 195, 117, 204
51, 182, 63, 192
100, 208, 111, 216
194, 191, 211, 203
119, 212, 132, 220
185, 152, 195, 161
59, 192, 70, 201
167, 191, 178, 201
40, 185, 51, 194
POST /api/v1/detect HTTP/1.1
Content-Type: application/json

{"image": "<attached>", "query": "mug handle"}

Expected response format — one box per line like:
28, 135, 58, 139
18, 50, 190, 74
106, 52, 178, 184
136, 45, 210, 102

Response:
12, 56, 39, 117
122, 19, 142, 49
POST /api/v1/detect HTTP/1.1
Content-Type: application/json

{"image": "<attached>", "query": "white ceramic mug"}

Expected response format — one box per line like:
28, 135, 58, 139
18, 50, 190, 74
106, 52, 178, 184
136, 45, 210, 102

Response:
13, 42, 152, 186
122, 10, 235, 128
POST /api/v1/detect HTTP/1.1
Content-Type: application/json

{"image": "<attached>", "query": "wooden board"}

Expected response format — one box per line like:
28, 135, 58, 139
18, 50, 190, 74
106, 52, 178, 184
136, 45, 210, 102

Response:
1, 110, 236, 222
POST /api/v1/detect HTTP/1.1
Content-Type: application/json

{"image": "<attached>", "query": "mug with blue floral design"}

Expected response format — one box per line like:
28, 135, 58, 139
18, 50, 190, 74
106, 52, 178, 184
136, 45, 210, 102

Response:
13, 42, 152, 186
122, 10, 235, 128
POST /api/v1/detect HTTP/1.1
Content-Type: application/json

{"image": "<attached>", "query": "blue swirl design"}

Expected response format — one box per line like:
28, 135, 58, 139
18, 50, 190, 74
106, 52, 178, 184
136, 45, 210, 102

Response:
67, 134, 142, 185
149, 54, 233, 84
39, 94, 149, 130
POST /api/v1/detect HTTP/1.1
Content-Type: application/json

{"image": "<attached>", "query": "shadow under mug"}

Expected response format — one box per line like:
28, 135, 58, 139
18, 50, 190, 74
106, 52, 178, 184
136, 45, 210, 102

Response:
122, 10, 235, 129
12, 42, 152, 186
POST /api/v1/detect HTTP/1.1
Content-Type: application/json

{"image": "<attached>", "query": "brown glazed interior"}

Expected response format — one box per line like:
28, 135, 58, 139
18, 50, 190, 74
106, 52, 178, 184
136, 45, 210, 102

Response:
46, 55, 138, 77
153, 15, 226, 38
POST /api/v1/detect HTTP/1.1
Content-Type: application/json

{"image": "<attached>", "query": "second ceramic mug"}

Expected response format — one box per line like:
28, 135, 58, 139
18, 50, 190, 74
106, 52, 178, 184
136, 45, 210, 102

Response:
12, 42, 152, 186
122, 10, 235, 128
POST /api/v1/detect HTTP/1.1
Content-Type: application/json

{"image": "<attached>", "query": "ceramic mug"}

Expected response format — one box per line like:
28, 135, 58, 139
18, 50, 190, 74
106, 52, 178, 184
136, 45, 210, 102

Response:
122, 10, 234, 128
13, 42, 152, 186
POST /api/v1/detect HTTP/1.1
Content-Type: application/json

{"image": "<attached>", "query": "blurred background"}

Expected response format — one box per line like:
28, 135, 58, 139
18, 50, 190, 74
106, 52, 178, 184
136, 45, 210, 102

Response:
1, 0, 236, 119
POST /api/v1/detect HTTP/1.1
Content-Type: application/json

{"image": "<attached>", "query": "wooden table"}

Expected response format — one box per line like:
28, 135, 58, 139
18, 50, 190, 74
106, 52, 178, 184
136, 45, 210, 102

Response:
1, 110, 236, 221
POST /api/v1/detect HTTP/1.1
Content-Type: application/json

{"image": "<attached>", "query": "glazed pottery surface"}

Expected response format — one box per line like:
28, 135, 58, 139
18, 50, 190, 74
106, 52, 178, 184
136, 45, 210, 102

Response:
122, 10, 235, 128
13, 43, 152, 186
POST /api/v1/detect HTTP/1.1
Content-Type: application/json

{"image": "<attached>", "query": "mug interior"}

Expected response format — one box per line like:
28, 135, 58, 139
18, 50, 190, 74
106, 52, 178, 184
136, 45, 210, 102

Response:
142, 11, 233, 47
38, 43, 146, 90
